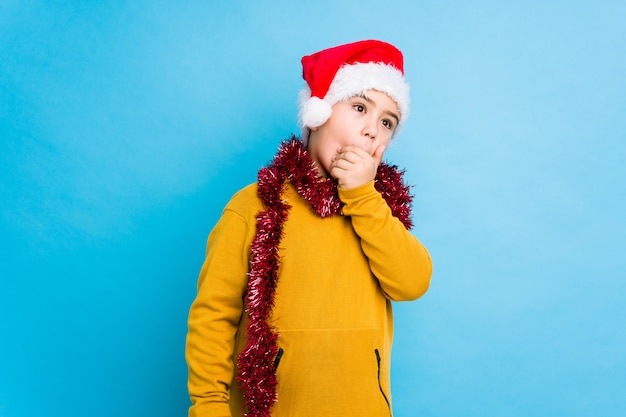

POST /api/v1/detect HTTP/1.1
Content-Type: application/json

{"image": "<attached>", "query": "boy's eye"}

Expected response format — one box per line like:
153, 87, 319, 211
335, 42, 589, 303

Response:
354, 104, 365, 112
382, 119, 394, 129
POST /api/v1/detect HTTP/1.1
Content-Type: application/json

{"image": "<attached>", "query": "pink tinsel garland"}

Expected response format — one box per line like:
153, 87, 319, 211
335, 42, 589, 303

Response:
236, 136, 413, 417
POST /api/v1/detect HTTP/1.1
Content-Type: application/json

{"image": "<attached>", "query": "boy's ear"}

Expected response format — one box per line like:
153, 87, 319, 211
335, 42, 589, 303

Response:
309, 126, 319, 132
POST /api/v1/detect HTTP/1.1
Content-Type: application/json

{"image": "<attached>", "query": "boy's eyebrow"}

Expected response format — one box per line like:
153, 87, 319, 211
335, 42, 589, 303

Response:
384, 109, 400, 125
357, 93, 400, 125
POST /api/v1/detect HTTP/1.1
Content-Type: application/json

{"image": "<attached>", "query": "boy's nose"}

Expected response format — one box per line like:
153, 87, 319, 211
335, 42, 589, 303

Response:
361, 118, 378, 141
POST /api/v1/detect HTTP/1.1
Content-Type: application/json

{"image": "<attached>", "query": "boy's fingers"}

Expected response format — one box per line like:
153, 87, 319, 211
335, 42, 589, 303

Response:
336, 145, 374, 160
373, 145, 386, 166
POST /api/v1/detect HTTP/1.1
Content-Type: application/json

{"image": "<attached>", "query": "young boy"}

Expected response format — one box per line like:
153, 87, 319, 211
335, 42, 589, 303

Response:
186, 40, 432, 417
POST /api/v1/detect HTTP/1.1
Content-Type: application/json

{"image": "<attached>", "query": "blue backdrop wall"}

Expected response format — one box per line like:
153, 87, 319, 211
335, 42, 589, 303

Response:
1, 1, 625, 416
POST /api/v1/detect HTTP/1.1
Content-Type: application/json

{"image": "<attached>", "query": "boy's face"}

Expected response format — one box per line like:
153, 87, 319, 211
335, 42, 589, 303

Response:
307, 89, 400, 179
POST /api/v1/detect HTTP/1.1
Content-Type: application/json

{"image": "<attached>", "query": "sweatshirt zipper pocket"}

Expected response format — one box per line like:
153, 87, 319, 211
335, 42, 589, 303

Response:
273, 348, 284, 371
374, 349, 391, 411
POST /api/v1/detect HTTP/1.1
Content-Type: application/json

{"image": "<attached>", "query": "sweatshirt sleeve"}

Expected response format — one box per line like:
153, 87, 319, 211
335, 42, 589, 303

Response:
186, 205, 252, 417
338, 181, 432, 301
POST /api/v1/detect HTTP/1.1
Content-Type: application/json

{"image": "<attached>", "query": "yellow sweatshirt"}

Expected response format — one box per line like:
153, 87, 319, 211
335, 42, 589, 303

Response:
186, 180, 432, 417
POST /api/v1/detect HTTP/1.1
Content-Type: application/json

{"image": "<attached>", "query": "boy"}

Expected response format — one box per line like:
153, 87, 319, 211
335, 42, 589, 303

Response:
186, 39, 432, 417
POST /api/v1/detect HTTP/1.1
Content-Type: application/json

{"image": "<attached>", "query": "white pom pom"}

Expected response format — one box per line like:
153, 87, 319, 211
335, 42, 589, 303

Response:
300, 96, 332, 128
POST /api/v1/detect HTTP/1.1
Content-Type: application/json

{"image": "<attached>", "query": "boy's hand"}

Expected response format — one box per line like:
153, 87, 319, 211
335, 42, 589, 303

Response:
330, 144, 385, 190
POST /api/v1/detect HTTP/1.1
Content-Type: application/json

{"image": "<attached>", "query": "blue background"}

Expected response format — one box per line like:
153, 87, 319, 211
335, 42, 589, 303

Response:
1, 1, 625, 416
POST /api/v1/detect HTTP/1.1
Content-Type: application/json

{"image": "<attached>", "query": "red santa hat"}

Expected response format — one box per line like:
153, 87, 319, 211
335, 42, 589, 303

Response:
298, 39, 410, 144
